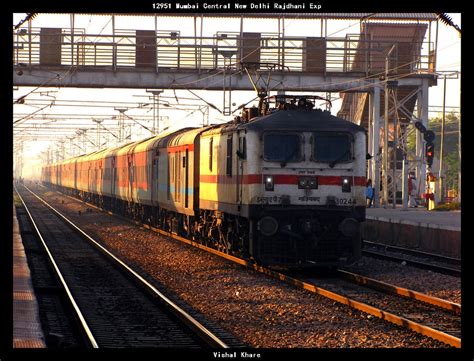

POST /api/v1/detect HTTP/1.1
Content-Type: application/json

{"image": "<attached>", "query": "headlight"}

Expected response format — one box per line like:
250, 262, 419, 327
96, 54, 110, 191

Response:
298, 177, 308, 188
264, 175, 274, 191
341, 176, 351, 192
308, 178, 318, 189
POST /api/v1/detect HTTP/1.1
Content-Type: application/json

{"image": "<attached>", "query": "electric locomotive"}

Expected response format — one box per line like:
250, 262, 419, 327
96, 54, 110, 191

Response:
196, 95, 366, 267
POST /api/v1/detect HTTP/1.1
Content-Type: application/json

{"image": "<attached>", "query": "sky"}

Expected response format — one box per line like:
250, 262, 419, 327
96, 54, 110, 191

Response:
13, 13, 461, 179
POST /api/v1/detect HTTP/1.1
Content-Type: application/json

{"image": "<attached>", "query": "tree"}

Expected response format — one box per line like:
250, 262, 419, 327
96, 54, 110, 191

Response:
405, 112, 460, 191
430, 112, 460, 192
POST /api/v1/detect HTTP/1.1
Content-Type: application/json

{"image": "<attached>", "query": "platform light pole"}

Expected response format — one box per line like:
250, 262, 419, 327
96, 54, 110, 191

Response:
67, 136, 75, 157
147, 90, 163, 135
438, 74, 447, 203
92, 118, 104, 150
76, 129, 87, 154
59, 140, 65, 161
436, 71, 460, 202
114, 107, 128, 143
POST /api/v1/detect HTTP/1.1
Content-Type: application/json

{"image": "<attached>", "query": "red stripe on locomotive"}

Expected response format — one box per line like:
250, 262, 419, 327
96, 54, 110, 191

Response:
201, 174, 366, 186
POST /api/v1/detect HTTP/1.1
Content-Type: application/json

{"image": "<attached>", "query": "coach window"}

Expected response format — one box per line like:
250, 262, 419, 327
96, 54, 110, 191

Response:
263, 133, 302, 164
312, 133, 352, 163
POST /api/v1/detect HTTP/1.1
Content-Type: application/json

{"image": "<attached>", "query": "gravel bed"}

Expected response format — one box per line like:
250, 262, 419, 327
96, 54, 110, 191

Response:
37, 188, 454, 348
343, 257, 461, 304
300, 275, 460, 339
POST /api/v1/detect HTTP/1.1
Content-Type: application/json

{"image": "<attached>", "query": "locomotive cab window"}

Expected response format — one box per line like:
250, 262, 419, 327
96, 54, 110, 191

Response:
312, 132, 353, 162
263, 133, 302, 163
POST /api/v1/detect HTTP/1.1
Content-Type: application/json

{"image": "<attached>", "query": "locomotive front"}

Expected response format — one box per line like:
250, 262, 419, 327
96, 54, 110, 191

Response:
240, 97, 366, 267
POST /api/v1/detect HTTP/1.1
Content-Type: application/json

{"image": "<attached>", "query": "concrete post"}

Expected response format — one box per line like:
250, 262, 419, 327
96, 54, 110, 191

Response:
416, 79, 429, 196
367, 91, 373, 182
402, 157, 408, 210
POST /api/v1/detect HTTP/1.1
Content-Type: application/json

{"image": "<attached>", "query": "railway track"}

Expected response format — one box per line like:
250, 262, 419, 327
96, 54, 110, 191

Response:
362, 240, 461, 277
295, 268, 460, 338
15, 185, 231, 349
32, 184, 461, 348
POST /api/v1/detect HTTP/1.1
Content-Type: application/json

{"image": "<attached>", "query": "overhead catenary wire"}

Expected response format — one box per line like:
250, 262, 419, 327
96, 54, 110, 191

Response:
14, 14, 458, 152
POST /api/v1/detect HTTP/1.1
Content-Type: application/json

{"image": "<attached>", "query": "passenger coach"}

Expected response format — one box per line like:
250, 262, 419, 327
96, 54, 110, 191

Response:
42, 95, 367, 268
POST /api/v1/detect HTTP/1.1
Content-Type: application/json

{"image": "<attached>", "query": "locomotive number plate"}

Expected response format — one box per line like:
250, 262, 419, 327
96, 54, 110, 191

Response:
335, 198, 356, 205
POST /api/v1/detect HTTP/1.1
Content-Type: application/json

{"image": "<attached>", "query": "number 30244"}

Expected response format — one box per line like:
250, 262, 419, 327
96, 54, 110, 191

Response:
335, 198, 356, 205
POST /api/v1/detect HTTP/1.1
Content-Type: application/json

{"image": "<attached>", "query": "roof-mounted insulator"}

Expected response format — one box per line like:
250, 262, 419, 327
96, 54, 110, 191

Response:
14, 13, 38, 30
437, 13, 461, 34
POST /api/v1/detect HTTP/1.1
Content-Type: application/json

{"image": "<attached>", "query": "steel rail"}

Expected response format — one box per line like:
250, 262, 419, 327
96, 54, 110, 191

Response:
362, 249, 461, 277
21, 185, 229, 349
14, 185, 99, 348
141, 226, 462, 348
335, 269, 461, 314
40, 186, 461, 348
363, 240, 461, 265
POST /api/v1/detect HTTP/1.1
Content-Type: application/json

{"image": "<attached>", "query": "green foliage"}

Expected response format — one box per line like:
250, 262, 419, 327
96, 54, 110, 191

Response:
431, 113, 460, 192
444, 152, 459, 190
433, 202, 461, 211
405, 112, 460, 191
429, 112, 460, 156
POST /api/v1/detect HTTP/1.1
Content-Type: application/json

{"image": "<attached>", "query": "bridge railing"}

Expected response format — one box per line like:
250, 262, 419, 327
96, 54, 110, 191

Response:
13, 28, 434, 75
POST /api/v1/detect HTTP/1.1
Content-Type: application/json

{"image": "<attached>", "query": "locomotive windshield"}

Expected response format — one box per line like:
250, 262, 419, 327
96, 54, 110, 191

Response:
264, 134, 301, 163
313, 133, 352, 163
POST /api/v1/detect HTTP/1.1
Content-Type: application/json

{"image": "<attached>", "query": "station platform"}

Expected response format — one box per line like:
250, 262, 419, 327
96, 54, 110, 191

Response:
13, 205, 46, 348
366, 206, 461, 231
362, 206, 461, 258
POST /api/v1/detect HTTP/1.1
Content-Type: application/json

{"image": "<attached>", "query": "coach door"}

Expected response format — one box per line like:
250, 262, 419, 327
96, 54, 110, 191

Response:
226, 134, 240, 203
184, 149, 189, 209
237, 134, 246, 207
168, 151, 177, 203
174, 151, 181, 203
74, 161, 77, 190
98, 160, 103, 195
58, 163, 62, 186
88, 162, 92, 191
151, 149, 159, 206
128, 152, 134, 201
111, 156, 116, 196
